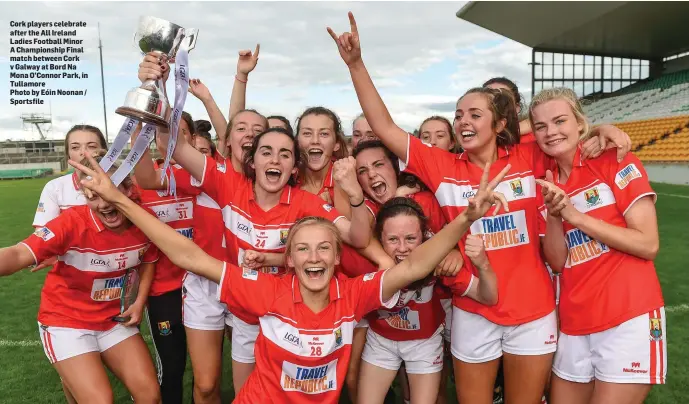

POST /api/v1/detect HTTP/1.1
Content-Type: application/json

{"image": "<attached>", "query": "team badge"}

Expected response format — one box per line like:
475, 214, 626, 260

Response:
158, 321, 172, 336
280, 229, 289, 246
322, 204, 333, 212
33, 227, 55, 241
649, 318, 663, 341
509, 179, 524, 197
363, 272, 376, 282
584, 187, 602, 208
36, 202, 45, 213
334, 328, 342, 347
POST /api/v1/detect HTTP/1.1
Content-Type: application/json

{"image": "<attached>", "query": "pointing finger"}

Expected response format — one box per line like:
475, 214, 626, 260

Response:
254, 43, 260, 58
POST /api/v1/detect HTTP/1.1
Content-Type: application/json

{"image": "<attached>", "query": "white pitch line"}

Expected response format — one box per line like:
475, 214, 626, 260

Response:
0, 334, 153, 348
1, 305, 688, 348
658, 193, 689, 199
666, 304, 689, 313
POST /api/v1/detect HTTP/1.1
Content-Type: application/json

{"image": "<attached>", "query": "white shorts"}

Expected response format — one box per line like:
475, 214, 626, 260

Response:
451, 308, 558, 363
441, 298, 452, 342
231, 316, 259, 364
183, 272, 233, 331
553, 307, 667, 385
38, 322, 139, 364
362, 326, 444, 374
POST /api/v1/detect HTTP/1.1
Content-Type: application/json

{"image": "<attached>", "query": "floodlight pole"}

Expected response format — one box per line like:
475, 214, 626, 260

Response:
98, 23, 109, 143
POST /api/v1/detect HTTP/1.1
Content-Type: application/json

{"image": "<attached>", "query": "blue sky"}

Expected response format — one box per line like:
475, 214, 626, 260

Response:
0, 1, 532, 141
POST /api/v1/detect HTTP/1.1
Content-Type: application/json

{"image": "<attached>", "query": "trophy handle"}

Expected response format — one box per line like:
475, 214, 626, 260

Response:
185, 29, 199, 51
132, 32, 140, 53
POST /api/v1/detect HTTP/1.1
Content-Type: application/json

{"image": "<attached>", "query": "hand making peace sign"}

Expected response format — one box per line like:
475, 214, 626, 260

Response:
464, 163, 511, 222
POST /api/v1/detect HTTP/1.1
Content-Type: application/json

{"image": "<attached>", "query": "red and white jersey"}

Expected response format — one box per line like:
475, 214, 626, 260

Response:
193, 156, 346, 321
139, 163, 197, 296
218, 263, 398, 404
537, 149, 664, 335
33, 172, 85, 227
400, 135, 555, 325
21, 205, 158, 331
369, 272, 471, 341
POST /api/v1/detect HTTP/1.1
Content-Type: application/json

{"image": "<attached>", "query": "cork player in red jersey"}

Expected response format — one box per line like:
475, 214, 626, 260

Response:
71, 151, 511, 404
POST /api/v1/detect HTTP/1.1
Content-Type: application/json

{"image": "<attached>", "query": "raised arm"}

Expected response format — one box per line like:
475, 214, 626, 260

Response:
71, 155, 224, 284
130, 123, 167, 191
224, 45, 260, 156
382, 163, 511, 301
333, 157, 372, 249
229, 44, 259, 120
327, 13, 409, 160
137, 54, 207, 181
189, 78, 228, 141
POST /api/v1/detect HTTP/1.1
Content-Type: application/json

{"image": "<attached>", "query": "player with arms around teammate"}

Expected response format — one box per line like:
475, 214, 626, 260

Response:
532, 88, 665, 404
0, 156, 160, 403
327, 13, 634, 404
357, 196, 498, 404
71, 150, 511, 404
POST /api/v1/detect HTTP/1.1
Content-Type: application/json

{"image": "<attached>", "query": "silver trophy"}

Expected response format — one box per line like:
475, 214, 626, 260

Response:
112, 268, 140, 323
116, 16, 198, 127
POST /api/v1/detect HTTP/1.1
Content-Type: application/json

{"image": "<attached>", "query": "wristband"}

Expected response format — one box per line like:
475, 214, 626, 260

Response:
235, 75, 247, 84
350, 197, 365, 208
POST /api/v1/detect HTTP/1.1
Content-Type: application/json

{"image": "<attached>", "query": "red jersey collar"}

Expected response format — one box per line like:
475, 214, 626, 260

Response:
457, 145, 510, 161
71, 171, 80, 191
87, 208, 106, 233
324, 162, 334, 190
297, 161, 335, 193
248, 185, 293, 205
291, 273, 342, 304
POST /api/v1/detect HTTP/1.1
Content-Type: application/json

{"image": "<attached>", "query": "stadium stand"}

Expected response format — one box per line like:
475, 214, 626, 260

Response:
583, 70, 689, 124
458, 1, 689, 183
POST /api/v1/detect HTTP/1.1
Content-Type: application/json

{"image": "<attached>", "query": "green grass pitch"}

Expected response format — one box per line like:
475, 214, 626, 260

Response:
0, 177, 687, 403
